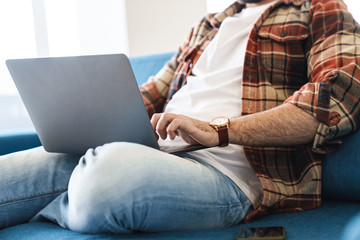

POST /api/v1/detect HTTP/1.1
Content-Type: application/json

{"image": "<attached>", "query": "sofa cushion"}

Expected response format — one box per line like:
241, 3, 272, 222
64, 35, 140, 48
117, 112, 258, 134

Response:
323, 130, 360, 201
0, 201, 359, 240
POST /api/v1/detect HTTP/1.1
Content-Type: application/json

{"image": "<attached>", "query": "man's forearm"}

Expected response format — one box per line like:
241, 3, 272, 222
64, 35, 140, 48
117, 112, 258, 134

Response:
151, 103, 321, 148
229, 103, 321, 147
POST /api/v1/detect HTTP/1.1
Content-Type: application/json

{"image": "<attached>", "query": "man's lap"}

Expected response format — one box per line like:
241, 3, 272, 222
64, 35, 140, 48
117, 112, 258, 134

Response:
1, 142, 251, 233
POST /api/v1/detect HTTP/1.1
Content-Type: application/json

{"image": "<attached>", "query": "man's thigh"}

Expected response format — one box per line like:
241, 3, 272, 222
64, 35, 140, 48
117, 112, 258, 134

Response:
65, 142, 252, 233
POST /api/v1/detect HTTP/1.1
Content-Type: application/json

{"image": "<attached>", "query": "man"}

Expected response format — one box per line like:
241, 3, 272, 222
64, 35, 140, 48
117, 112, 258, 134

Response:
1, 0, 360, 234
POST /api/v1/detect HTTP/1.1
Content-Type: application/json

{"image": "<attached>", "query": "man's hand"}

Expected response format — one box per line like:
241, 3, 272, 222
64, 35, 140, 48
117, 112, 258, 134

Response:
150, 113, 219, 147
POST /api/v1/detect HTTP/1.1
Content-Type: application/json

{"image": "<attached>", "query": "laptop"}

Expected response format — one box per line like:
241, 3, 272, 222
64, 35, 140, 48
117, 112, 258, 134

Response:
6, 54, 204, 155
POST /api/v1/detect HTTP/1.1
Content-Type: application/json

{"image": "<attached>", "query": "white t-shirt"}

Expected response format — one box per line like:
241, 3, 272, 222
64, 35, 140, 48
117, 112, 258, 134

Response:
163, 3, 272, 208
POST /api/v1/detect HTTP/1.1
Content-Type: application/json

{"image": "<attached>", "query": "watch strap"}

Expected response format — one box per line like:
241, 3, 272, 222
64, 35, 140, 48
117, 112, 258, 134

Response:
217, 126, 229, 147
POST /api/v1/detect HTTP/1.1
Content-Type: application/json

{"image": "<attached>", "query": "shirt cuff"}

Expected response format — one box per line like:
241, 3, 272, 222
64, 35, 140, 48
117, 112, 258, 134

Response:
284, 73, 343, 154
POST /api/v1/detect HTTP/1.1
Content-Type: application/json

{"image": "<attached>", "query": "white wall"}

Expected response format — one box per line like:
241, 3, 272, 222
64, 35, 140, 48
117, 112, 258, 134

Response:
76, 0, 129, 56
74, 0, 207, 56
125, 0, 207, 56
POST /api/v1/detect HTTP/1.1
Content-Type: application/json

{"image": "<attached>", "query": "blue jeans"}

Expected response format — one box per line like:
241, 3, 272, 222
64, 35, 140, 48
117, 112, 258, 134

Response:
0, 142, 252, 234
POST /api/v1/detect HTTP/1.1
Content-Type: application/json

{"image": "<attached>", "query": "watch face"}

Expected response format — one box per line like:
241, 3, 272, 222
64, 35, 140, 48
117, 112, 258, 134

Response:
211, 117, 229, 126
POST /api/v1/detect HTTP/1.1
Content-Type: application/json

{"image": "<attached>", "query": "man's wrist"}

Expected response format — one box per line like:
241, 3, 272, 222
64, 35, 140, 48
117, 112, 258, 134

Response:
209, 116, 230, 147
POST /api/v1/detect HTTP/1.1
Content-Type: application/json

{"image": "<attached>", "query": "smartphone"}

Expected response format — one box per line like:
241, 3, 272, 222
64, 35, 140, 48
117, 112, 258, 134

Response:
235, 226, 286, 240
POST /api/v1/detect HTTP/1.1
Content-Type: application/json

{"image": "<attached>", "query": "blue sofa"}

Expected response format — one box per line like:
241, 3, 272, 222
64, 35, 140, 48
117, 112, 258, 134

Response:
1, 52, 360, 240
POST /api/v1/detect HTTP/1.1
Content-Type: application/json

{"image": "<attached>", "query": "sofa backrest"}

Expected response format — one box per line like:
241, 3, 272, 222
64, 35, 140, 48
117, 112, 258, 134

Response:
129, 52, 174, 86
322, 129, 360, 201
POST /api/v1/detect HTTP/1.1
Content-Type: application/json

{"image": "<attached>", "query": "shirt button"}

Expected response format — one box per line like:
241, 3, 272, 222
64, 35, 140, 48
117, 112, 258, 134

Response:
280, 30, 287, 37
329, 111, 341, 126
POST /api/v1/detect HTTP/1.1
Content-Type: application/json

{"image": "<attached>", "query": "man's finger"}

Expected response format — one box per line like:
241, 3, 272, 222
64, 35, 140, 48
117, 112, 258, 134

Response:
156, 113, 176, 140
167, 118, 182, 140
150, 113, 162, 131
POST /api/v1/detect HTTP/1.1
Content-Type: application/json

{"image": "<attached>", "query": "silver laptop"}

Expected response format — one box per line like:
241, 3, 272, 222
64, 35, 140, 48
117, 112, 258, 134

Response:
6, 54, 204, 155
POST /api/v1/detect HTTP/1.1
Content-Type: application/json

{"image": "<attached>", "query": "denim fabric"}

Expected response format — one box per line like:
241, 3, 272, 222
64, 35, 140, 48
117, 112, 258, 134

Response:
0, 147, 79, 229
1, 142, 251, 234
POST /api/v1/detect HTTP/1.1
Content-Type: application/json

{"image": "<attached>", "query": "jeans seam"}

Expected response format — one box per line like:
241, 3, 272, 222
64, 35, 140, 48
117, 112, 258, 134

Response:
134, 197, 240, 210
0, 189, 66, 207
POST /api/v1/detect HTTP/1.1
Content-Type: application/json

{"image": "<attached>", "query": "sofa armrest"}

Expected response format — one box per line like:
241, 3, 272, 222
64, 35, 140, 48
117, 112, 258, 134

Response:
0, 130, 41, 155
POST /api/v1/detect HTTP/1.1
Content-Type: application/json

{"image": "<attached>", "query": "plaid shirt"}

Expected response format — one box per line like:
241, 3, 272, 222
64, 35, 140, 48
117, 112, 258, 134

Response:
139, 0, 360, 222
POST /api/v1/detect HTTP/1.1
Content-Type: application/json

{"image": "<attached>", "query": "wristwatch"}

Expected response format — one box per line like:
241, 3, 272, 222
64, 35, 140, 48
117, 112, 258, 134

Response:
210, 116, 230, 147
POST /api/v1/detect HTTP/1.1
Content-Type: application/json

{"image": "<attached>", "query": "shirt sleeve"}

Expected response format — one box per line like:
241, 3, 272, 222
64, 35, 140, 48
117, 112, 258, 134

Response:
285, 0, 360, 154
139, 54, 177, 117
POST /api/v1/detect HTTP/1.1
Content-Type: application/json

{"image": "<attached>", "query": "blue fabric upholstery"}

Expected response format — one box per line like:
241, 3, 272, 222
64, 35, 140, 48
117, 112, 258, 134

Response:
323, 130, 360, 201
129, 52, 174, 86
1, 52, 360, 239
0, 130, 40, 155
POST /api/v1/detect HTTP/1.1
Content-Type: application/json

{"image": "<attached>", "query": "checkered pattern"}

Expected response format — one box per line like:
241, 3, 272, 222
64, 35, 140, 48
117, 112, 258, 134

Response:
139, 0, 360, 221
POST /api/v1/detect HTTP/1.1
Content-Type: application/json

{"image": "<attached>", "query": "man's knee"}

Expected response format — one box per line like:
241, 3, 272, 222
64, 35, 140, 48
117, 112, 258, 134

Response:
66, 142, 163, 233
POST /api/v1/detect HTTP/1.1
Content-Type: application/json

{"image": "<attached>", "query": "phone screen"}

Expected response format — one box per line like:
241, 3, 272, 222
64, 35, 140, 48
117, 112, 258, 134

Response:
236, 226, 285, 240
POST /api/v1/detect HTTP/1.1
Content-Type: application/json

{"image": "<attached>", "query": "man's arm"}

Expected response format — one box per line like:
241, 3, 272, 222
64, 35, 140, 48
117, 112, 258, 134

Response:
151, 103, 320, 147
228, 103, 320, 147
